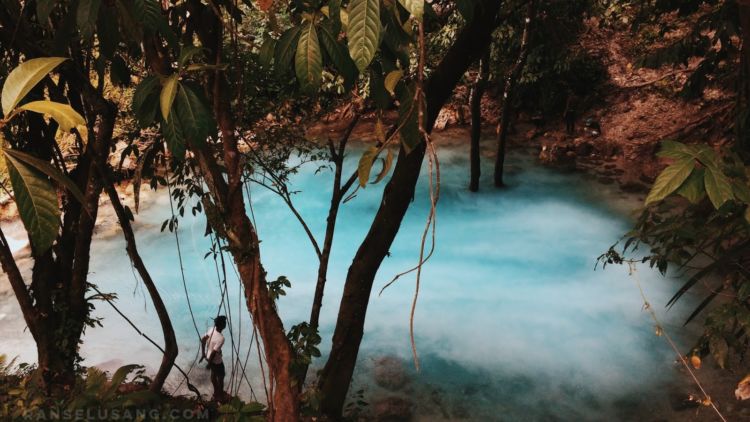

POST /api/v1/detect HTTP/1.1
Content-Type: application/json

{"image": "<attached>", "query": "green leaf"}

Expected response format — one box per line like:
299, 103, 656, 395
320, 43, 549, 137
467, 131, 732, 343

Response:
703, 166, 734, 209
373, 148, 393, 184
675, 167, 705, 204
275, 27, 302, 77
369, 64, 390, 110
644, 157, 695, 206
656, 140, 696, 160
259, 36, 277, 68
3, 149, 86, 206
398, 0, 424, 19
132, 75, 160, 128
319, 24, 357, 89
77, 0, 101, 40
384, 70, 403, 96
328, 0, 343, 34
295, 23, 323, 94
18, 100, 87, 139
104, 364, 141, 399
160, 74, 179, 120
1, 57, 67, 117
184, 63, 228, 72
173, 83, 215, 147
397, 82, 422, 153
734, 180, 750, 204
357, 146, 378, 187
347, 0, 381, 72
5, 153, 60, 252
161, 112, 185, 159
37, 0, 56, 23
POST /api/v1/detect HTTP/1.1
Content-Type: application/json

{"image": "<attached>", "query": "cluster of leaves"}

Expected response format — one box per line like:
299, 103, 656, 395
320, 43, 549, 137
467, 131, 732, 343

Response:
602, 141, 750, 367
0, 360, 204, 421
616, 0, 740, 99
287, 321, 322, 380
268, 275, 292, 301
217, 397, 265, 422
0, 58, 88, 252
492, 0, 606, 115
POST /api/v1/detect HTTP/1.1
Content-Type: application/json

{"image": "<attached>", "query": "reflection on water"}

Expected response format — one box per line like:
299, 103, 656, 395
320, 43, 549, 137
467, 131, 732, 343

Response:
0, 147, 698, 420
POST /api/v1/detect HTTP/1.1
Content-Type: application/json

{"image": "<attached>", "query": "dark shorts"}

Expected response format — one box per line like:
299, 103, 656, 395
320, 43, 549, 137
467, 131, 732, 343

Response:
209, 361, 225, 377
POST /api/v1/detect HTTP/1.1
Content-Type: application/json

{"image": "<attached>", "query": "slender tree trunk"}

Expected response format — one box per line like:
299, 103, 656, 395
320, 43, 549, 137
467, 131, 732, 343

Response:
308, 114, 360, 333
469, 49, 490, 192
494, 0, 537, 187
318, 2, 505, 417
99, 172, 178, 393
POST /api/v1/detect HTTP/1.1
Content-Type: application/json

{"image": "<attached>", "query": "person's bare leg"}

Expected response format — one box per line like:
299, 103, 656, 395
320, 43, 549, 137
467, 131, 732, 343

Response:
217, 372, 225, 400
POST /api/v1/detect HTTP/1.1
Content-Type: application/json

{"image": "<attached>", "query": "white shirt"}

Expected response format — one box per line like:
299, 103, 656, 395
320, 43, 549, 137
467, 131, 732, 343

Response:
204, 327, 225, 364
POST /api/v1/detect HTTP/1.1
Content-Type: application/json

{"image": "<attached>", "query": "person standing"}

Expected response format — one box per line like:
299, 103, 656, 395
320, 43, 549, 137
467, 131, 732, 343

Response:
201, 315, 227, 401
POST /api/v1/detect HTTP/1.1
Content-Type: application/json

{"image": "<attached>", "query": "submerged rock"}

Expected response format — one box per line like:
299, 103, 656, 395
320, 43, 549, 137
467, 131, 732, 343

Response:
372, 396, 413, 421
373, 356, 410, 392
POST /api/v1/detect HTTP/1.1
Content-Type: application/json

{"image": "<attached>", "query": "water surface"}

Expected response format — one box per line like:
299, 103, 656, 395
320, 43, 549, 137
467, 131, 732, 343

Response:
0, 146, 698, 420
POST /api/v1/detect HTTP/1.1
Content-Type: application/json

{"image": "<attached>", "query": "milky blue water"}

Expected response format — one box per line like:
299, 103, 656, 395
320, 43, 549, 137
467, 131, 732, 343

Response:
0, 146, 700, 420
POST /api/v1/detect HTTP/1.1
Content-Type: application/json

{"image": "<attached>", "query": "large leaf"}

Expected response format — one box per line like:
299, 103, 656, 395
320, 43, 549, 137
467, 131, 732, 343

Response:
675, 167, 705, 204
132, 75, 160, 127
704, 165, 734, 209
259, 36, 277, 68
644, 157, 695, 206
5, 153, 60, 252
104, 364, 141, 400
373, 148, 393, 184
18, 100, 88, 141
357, 146, 378, 187
77, 0, 101, 40
318, 24, 357, 88
347, 0, 381, 72
274, 27, 302, 77
295, 23, 323, 94
384, 70, 403, 96
161, 113, 185, 159
1, 57, 67, 117
160, 74, 179, 120
173, 84, 215, 147
3, 149, 86, 206
398, 0, 424, 19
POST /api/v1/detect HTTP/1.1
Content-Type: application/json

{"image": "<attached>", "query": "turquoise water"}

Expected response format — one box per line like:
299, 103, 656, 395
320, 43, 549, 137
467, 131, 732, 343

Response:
0, 146, 698, 420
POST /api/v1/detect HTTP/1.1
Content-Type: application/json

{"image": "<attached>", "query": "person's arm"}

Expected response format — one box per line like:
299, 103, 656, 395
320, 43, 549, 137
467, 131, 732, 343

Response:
199, 335, 208, 362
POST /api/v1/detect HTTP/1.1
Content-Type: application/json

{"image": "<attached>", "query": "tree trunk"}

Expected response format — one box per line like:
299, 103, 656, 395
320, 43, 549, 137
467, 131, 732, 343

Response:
494, 0, 537, 187
318, 2, 505, 417
183, 3, 300, 417
99, 172, 178, 393
469, 49, 491, 192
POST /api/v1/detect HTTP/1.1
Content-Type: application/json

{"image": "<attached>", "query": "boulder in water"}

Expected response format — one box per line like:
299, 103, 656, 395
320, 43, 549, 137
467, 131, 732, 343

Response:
372, 396, 413, 422
373, 356, 409, 392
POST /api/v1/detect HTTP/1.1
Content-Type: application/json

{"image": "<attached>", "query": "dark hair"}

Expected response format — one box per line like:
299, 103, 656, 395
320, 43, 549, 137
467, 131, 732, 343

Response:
214, 315, 227, 330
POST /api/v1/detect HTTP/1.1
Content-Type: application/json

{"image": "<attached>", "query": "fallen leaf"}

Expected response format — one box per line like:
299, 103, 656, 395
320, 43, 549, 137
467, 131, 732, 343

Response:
736, 374, 750, 400
690, 355, 701, 370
